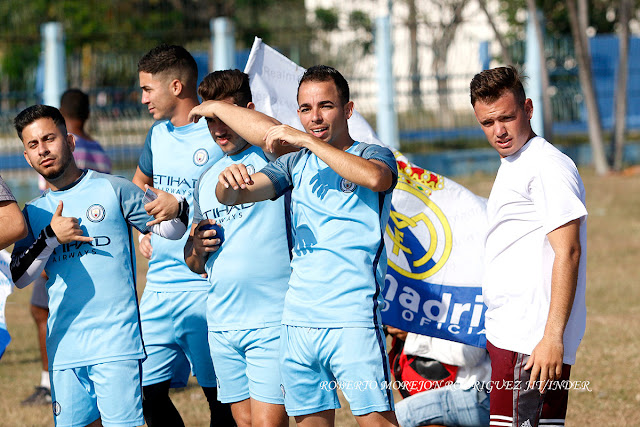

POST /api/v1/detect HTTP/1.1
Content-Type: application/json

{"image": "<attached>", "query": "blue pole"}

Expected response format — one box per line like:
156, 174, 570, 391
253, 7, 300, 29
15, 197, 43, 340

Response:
210, 17, 236, 71
525, 10, 544, 137
479, 41, 490, 70
375, 5, 399, 149
41, 22, 66, 108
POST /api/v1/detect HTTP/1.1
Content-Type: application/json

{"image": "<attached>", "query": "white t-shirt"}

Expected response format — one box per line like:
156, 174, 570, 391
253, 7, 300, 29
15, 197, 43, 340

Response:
483, 136, 587, 365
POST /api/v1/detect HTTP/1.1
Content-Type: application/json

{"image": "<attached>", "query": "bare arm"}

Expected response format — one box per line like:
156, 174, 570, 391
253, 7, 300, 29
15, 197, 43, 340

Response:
525, 219, 581, 391
184, 220, 221, 274
264, 125, 394, 192
216, 165, 277, 206
132, 167, 154, 258
189, 101, 295, 158
0, 200, 27, 250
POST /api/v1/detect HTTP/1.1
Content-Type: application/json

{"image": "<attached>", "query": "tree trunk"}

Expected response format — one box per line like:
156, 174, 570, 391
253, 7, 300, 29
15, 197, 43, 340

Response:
477, 0, 513, 65
612, 0, 631, 172
566, 0, 609, 175
525, 1, 553, 140
407, 0, 422, 108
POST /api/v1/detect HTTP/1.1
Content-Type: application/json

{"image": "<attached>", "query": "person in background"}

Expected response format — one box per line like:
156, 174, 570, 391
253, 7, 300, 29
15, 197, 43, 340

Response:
0, 176, 27, 250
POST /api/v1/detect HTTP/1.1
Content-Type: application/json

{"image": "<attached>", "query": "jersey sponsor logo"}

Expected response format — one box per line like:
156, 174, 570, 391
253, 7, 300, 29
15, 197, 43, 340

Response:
51, 236, 112, 263
245, 164, 255, 175
52, 401, 61, 416
193, 148, 209, 166
202, 202, 255, 221
86, 204, 105, 222
340, 178, 356, 193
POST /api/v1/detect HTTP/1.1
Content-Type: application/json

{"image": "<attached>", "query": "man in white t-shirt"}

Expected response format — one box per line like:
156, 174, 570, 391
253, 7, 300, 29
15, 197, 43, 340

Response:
470, 66, 587, 427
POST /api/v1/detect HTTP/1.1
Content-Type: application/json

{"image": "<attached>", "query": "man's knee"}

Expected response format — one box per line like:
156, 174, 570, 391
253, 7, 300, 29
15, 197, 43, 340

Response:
30, 305, 48, 324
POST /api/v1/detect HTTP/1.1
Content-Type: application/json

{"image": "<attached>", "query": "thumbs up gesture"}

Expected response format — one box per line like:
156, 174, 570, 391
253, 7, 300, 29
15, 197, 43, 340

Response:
50, 201, 93, 244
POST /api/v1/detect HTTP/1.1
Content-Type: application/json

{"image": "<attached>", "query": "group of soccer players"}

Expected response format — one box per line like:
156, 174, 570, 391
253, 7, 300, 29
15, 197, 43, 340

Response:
9, 44, 400, 427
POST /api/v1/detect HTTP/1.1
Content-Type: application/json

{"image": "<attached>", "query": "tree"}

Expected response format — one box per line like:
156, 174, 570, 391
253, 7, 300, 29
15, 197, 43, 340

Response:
612, 0, 632, 172
566, 0, 609, 175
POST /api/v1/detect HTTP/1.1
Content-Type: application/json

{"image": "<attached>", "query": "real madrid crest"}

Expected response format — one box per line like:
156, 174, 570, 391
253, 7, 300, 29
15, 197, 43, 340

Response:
340, 178, 356, 193
193, 148, 209, 166
86, 204, 105, 222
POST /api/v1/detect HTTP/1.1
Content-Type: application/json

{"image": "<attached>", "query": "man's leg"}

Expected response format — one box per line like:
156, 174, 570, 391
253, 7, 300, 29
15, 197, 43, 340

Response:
295, 409, 335, 427
202, 386, 235, 427
230, 398, 252, 427
142, 380, 184, 427
22, 274, 51, 406
251, 399, 288, 427
355, 411, 398, 427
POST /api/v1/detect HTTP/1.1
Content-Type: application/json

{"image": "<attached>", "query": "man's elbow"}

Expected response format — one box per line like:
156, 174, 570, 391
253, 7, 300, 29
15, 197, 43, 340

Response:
367, 171, 394, 193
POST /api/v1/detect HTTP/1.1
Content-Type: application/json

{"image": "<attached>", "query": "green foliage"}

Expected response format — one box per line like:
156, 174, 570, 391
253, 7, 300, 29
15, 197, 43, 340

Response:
315, 8, 339, 32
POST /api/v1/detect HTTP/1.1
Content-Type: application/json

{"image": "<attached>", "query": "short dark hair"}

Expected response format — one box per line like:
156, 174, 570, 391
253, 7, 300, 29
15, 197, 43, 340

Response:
469, 66, 526, 107
60, 88, 90, 121
138, 44, 198, 90
198, 70, 252, 107
14, 105, 67, 141
298, 65, 350, 106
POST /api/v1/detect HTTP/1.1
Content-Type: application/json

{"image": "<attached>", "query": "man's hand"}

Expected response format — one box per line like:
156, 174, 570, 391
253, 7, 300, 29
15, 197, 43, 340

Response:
263, 124, 311, 154
524, 335, 564, 392
218, 164, 254, 191
144, 185, 180, 226
50, 201, 93, 244
188, 101, 217, 124
139, 232, 153, 259
385, 326, 408, 341
193, 219, 222, 257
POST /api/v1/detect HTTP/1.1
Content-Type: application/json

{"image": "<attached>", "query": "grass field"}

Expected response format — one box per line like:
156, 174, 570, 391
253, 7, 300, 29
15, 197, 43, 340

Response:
1, 167, 639, 426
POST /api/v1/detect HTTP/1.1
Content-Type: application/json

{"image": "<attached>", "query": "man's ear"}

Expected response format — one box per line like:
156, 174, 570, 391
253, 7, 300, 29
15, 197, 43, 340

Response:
247, 102, 255, 110
67, 133, 76, 153
170, 78, 183, 96
23, 151, 33, 168
344, 101, 354, 120
524, 98, 533, 120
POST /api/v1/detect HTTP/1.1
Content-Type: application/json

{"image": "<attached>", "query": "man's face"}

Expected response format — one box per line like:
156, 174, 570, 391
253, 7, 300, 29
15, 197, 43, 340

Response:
22, 118, 74, 180
473, 91, 534, 158
297, 80, 353, 146
139, 71, 177, 121
206, 97, 250, 155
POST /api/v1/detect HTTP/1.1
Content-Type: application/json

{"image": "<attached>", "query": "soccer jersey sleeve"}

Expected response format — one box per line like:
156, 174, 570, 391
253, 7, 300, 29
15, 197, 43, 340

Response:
137, 125, 156, 177
360, 143, 399, 194
260, 150, 306, 198
530, 151, 587, 235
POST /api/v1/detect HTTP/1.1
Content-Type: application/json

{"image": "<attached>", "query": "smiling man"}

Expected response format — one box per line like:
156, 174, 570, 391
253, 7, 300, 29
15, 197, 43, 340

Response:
204, 65, 399, 427
11, 104, 189, 427
470, 66, 587, 427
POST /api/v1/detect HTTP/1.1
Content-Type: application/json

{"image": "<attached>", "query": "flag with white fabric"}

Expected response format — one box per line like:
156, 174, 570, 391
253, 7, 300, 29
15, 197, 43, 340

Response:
244, 38, 488, 347
0, 250, 14, 359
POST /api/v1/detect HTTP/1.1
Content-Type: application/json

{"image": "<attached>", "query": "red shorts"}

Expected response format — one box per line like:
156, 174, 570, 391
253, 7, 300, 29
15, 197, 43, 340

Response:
486, 340, 571, 427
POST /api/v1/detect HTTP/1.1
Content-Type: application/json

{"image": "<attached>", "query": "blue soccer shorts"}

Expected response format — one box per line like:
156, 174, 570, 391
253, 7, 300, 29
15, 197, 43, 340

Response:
51, 359, 143, 427
208, 326, 284, 405
280, 325, 394, 417
139, 289, 216, 388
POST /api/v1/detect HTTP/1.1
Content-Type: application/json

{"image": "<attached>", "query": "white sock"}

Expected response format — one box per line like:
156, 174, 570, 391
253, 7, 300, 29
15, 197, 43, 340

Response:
40, 371, 50, 389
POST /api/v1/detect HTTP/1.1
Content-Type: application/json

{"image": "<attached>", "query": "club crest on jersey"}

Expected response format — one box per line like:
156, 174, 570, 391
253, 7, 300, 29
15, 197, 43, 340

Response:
193, 148, 209, 166
340, 178, 356, 193
52, 401, 61, 416
245, 164, 255, 175
86, 204, 105, 222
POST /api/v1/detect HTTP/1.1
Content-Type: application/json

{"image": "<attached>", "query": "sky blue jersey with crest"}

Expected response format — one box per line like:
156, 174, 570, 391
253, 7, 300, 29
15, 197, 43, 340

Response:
260, 141, 398, 328
138, 120, 223, 291
13, 170, 155, 370
193, 145, 291, 330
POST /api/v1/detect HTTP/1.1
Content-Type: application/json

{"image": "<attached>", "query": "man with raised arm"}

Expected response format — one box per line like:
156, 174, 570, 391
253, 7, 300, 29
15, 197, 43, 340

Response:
208, 65, 399, 427
470, 66, 587, 427
11, 104, 188, 427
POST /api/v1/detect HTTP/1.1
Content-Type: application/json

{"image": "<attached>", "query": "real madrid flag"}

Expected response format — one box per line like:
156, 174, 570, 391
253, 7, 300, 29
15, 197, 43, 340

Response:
245, 38, 488, 347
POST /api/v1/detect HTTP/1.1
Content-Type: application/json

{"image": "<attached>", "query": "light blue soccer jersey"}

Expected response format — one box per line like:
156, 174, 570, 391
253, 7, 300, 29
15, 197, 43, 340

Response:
13, 170, 154, 370
193, 145, 290, 330
260, 141, 398, 328
138, 120, 223, 291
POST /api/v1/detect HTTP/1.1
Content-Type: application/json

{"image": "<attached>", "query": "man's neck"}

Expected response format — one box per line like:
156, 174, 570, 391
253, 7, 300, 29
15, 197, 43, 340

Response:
65, 119, 90, 140
332, 135, 355, 152
170, 97, 200, 127
48, 165, 83, 191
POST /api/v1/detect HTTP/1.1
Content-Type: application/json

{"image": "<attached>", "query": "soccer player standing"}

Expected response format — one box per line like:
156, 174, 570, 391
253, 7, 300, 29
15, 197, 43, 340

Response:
214, 65, 399, 427
470, 66, 587, 427
133, 44, 232, 426
11, 104, 189, 427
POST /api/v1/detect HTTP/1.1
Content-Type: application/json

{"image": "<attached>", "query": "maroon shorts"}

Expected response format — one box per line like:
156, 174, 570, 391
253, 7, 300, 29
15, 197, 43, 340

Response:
486, 340, 571, 427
